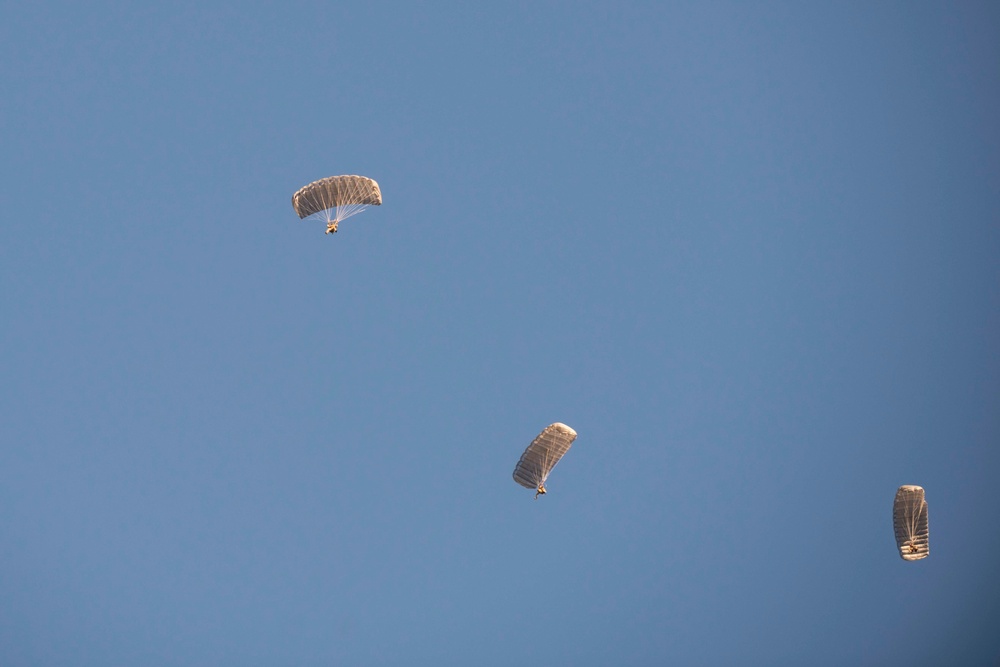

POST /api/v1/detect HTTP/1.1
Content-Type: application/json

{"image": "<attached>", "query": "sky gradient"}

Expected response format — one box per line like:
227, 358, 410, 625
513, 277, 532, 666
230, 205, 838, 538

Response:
2, 2, 999, 665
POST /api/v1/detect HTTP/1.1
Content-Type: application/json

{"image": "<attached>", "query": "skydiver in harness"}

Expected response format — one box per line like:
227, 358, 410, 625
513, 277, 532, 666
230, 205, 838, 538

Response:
325, 219, 340, 234
534, 485, 546, 500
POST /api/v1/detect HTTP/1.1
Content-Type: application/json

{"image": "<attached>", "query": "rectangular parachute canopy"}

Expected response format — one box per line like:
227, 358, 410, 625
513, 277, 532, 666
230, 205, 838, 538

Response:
291, 175, 382, 219
291, 174, 382, 233
512, 423, 577, 493
893, 485, 929, 561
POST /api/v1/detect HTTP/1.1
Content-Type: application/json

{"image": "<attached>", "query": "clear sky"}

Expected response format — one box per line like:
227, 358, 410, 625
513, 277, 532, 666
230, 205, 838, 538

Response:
2, 2, 999, 665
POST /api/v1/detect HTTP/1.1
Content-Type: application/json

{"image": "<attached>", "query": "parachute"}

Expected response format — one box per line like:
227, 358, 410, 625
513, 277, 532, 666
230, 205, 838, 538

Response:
513, 423, 577, 499
893, 485, 929, 561
291, 175, 382, 234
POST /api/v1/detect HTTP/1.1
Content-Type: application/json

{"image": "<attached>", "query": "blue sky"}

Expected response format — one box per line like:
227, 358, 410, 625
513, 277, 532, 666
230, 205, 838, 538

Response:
2, 2, 999, 665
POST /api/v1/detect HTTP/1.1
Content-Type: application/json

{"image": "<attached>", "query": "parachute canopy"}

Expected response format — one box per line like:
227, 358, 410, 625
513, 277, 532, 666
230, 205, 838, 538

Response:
291, 175, 382, 233
893, 485, 929, 561
513, 423, 577, 496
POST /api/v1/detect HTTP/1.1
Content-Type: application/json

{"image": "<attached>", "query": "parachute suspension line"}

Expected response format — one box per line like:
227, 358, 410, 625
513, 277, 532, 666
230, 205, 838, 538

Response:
910, 498, 923, 540
542, 449, 554, 485
533, 451, 547, 499
536, 449, 554, 492
312, 191, 335, 224
306, 188, 361, 224
331, 179, 356, 224
335, 202, 370, 224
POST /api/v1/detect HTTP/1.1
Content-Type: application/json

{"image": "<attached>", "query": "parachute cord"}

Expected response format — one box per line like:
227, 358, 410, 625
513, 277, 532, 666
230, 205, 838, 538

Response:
334, 203, 370, 224
909, 500, 922, 545
539, 450, 553, 491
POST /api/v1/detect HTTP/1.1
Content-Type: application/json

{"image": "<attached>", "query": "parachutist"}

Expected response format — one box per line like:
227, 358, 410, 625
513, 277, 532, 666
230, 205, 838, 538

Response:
292, 175, 382, 235
513, 423, 576, 499
893, 485, 929, 561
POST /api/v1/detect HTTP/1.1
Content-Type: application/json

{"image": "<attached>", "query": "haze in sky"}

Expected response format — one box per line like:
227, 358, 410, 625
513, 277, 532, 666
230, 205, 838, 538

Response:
2, 2, 998, 665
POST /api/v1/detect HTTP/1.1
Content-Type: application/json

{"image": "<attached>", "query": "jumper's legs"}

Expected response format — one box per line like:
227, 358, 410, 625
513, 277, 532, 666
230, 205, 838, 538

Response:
326, 220, 339, 234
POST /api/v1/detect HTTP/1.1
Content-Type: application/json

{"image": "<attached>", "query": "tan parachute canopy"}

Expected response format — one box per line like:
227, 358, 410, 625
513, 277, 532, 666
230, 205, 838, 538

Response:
893, 485, 929, 561
513, 423, 577, 499
291, 175, 382, 234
